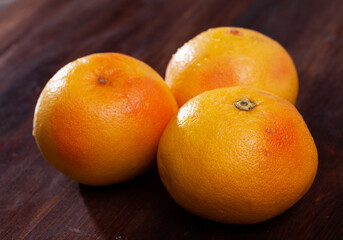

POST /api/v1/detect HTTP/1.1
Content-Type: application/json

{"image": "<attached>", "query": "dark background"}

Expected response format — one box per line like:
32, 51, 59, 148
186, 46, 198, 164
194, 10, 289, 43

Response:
0, 0, 342, 239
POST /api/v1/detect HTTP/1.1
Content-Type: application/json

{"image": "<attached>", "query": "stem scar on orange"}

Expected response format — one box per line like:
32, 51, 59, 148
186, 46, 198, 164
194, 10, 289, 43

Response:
158, 86, 317, 224
33, 53, 178, 186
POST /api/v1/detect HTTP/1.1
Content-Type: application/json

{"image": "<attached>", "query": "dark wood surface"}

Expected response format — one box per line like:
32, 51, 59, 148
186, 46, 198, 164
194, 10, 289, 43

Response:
1, 0, 342, 239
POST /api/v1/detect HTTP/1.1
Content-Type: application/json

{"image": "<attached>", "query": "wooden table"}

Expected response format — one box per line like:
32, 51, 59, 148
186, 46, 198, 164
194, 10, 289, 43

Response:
1, 0, 342, 239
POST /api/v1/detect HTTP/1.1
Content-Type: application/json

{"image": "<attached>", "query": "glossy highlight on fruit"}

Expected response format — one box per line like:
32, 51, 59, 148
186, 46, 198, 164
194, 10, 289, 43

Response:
166, 27, 298, 106
158, 86, 317, 224
33, 53, 178, 186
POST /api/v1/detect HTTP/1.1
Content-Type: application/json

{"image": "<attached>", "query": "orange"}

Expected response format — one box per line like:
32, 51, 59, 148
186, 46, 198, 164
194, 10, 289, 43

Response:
166, 27, 298, 106
157, 86, 317, 224
33, 53, 178, 186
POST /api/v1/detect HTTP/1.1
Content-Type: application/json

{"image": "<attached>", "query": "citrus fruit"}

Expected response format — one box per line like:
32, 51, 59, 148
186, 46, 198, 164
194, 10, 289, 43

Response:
166, 27, 298, 106
157, 86, 317, 224
33, 53, 178, 186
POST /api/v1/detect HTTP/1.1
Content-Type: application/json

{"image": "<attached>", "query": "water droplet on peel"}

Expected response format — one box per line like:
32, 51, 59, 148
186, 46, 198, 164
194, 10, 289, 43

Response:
174, 44, 195, 65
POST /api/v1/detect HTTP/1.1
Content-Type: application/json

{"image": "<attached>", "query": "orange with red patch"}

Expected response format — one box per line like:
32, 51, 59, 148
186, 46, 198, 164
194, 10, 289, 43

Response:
166, 27, 298, 106
33, 53, 178, 185
158, 86, 317, 224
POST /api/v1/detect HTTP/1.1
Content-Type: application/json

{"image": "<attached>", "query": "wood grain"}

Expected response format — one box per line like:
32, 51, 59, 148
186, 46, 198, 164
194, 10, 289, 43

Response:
0, 0, 342, 239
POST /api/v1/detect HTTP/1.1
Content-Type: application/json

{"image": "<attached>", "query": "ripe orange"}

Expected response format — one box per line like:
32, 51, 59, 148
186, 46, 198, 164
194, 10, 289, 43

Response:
157, 86, 317, 224
33, 53, 178, 186
166, 27, 298, 106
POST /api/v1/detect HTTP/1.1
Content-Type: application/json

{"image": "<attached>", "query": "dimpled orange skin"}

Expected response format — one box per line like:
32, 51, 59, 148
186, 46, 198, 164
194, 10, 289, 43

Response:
166, 27, 298, 106
157, 86, 317, 224
33, 53, 178, 186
